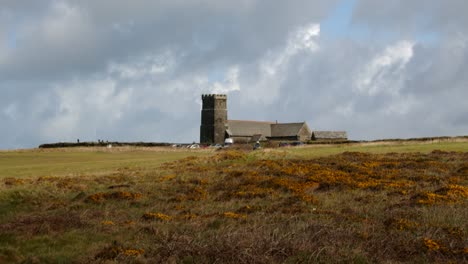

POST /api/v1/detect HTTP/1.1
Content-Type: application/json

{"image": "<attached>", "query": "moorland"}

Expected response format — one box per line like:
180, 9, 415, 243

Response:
0, 141, 467, 263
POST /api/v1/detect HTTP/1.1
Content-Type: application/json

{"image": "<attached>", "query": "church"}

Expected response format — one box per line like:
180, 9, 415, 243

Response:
200, 94, 347, 144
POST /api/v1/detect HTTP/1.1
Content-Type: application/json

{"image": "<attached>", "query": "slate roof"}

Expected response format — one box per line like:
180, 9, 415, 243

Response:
226, 120, 274, 137
270, 122, 309, 137
227, 120, 346, 141
312, 131, 348, 139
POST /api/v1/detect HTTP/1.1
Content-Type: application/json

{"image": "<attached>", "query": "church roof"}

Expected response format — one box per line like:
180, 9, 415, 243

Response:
313, 131, 348, 139
226, 120, 274, 137
270, 122, 309, 137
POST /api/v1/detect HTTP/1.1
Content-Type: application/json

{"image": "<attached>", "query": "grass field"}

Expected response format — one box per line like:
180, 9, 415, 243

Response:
275, 141, 468, 158
0, 147, 210, 178
2, 141, 467, 178
0, 141, 467, 263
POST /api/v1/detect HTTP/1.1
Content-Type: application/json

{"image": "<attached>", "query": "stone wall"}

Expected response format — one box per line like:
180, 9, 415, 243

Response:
200, 94, 227, 144
298, 125, 312, 142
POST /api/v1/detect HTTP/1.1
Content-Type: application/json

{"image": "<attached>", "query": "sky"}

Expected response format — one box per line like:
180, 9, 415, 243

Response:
1, 0, 467, 149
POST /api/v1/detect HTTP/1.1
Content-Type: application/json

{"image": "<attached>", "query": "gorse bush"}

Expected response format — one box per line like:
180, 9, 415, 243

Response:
0, 149, 466, 263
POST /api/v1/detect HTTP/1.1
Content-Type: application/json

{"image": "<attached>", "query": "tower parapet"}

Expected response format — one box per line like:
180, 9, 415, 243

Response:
202, 94, 227, 99
200, 94, 227, 144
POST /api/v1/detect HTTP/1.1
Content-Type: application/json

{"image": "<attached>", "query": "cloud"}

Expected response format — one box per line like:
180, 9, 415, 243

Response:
209, 66, 241, 94
108, 51, 176, 79
2, 103, 19, 120
39, 78, 131, 141
0, 1, 467, 149
352, 0, 468, 34
241, 23, 321, 104
355, 40, 414, 96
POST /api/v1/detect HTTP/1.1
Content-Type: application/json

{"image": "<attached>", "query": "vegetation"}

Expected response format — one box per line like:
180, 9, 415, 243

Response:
0, 142, 467, 263
38, 142, 172, 149
0, 147, 209, 178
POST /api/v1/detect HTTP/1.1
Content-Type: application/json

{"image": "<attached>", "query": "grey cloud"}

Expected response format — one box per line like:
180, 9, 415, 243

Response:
1, 0, 339, 81
352, 0, 468, 34
252, 31, 468, 140
0, 1, 467, 149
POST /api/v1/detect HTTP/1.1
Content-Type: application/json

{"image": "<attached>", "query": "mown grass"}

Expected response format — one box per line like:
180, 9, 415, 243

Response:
267, 141, 468, 159
0, 147, 210, 178
0, 142, 467, 263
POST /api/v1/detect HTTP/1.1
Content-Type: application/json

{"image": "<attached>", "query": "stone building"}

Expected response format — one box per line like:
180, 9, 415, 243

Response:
269, 122, 312, 142
226, 120, 274, 143
200, 94, 227, 144
312, 131, 348, 141
200, 94, 347, 144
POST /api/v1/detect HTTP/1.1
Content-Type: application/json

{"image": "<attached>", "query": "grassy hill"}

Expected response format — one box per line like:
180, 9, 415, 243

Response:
0, 141, 467, 263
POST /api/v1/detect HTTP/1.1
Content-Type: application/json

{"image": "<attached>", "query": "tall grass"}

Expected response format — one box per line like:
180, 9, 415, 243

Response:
0, 144, 467, 263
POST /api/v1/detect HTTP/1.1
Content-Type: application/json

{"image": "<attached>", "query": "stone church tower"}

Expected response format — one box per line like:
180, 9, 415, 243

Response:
200, 94, 227, 144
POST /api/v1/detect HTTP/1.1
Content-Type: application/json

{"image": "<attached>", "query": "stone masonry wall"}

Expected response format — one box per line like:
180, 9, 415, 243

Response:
200, 94, 227, 144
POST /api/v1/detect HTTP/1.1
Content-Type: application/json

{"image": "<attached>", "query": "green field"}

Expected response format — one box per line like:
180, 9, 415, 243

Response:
0, 141, 467, 263
282, 141, 468, 158
2, 141, 467, 178
0, 148, 210, 178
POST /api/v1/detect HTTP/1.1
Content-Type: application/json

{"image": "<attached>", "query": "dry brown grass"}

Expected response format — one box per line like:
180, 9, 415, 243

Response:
0, 149, 466, 263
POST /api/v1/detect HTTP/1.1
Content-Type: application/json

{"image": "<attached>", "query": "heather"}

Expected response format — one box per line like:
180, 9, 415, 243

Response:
0, 143, 467, 263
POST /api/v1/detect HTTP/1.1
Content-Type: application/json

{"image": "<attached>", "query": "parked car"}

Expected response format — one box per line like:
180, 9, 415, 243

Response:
291, 141, 304, 146
224, 138, 234, 147
279, 142, 290, 147
253, 141, 261, 150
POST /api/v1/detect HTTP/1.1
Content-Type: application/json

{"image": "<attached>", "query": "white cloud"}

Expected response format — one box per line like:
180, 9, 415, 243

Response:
40, 78, 132, 141
108, 51, 176, 79
209, 66, 241, 94
289, 23, 320, 53
355, 40, 414, 96
264, 23, 320, 76
245, 23, 321, 103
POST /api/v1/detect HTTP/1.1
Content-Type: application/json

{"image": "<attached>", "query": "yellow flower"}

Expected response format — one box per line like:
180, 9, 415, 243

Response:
223, 212, 247, 219
424, 238, 442, 251
160, 174, 176, 182
123, 249, 144, 257
142, 212, 172, 221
